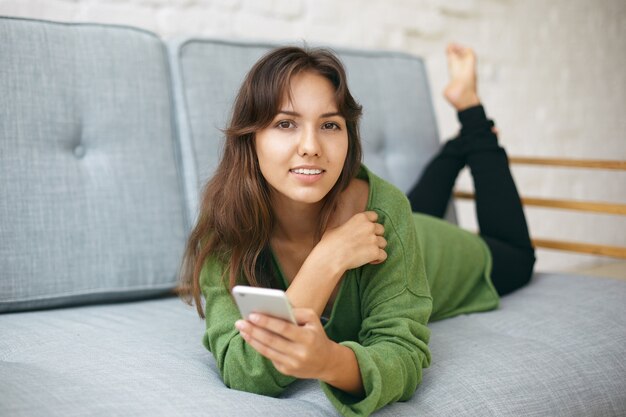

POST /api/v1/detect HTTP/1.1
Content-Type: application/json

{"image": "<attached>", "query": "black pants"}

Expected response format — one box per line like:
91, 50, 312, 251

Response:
407, 105, 535, 296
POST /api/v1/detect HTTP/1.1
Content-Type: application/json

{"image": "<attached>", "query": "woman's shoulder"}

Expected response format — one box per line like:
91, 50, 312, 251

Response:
330, 173, 369, 228
359, 165, 412, 215
331, 165, 412, 229
346, 176, 369, 208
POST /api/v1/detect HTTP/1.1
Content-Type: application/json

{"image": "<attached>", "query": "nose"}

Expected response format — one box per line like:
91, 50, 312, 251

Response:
297, 125, 321, 157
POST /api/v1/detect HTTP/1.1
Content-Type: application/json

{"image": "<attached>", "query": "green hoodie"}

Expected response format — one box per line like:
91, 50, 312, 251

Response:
200, 165, 499, 417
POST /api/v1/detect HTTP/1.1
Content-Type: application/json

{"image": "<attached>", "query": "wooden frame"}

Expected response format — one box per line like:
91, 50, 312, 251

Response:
454, 156, 626, 259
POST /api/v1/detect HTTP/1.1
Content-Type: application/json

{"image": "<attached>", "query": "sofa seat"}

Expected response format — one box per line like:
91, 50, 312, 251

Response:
2, 272, 624, 417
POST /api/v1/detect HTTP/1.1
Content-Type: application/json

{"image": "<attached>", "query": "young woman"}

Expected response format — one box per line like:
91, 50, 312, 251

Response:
180, 44, 535, 417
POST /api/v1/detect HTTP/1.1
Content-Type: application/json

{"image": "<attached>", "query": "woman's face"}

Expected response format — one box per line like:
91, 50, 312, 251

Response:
255, 70, 349, 207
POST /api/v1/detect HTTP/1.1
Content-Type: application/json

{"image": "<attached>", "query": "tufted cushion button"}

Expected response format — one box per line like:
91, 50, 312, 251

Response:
73, 145, 86, 159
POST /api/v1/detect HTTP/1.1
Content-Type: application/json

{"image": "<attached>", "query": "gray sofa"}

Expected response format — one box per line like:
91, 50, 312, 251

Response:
1, 16, 625, 417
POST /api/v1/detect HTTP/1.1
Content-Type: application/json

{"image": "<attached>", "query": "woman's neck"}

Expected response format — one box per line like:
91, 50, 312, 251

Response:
270, 177, 370, 244
271, 196, 325, 245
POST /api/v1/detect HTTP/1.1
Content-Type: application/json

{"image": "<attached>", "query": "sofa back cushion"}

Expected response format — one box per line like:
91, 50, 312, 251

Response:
0, 17, 187, 313
167, 39, 454, 224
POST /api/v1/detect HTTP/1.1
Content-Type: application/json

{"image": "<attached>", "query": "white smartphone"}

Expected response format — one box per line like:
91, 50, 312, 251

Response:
232, 285, 297, 324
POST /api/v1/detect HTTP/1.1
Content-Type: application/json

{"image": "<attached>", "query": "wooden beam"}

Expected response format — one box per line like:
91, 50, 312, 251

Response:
454, 191, 626, 215
509, 156, 626, 170
532, 238, 626, 259
449, 227, 626, 259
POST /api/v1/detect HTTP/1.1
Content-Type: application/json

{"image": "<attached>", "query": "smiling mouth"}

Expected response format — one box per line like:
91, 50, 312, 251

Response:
290, 168, 325, 175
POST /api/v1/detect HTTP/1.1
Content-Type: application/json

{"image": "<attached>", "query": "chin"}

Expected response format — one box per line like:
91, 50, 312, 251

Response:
290, 193, 329, 205
288, 185, 337, 204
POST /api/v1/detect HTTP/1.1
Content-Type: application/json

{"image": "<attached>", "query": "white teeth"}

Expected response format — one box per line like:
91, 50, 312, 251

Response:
291, 168, 323, 175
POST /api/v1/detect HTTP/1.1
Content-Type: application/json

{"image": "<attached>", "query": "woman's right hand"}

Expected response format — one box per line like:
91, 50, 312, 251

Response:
285, 211, 386, 316
317, 211, 387, 272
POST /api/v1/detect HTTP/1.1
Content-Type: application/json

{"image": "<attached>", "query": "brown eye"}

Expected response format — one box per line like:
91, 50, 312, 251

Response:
322, 122, 340, 130
276, 120, 294, 129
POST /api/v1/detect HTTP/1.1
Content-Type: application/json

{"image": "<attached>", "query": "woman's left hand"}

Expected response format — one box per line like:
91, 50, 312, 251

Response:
235, 308, 334, 380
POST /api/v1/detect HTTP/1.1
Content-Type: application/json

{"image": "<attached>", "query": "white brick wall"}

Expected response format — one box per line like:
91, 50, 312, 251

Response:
1, 0, 625, 273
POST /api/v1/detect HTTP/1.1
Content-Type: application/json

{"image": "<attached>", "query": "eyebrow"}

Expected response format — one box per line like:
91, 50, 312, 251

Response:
277, 110, 342, 118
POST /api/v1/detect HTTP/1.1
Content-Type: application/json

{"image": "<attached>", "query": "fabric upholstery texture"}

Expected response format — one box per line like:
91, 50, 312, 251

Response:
0, 17, 187, 313
1, 273, 624, 416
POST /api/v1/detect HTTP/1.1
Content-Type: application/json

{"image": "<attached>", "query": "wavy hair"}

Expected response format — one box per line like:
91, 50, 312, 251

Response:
179, 46, 363, 318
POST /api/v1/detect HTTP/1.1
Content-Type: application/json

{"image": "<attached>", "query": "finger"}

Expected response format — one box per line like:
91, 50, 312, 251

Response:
270, 358, 295, 376
374, 223, 385, 236
370, 248, 387, 265
240, 326, 292, 363
237, 319, 294, 355
248, 313, 298, 341
362, 211, 378, 223
377, 236, 387, 249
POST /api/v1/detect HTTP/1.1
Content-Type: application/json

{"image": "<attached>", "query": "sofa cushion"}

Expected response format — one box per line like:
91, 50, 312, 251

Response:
1, 273, 624, 416
0, 17, 187, 313
167, 38, 454, 225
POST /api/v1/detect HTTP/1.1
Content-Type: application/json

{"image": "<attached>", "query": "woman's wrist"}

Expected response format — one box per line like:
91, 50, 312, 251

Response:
320, 342, 364, 397
309, 242, 347, 278
286, 245, 346, 315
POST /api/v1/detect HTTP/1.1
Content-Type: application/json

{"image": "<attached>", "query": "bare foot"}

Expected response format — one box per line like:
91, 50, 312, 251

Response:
443, 43, 481, 111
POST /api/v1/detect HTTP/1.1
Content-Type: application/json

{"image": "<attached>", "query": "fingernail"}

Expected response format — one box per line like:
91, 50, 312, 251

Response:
249, 313, 260, 323
235, 320, 245, 330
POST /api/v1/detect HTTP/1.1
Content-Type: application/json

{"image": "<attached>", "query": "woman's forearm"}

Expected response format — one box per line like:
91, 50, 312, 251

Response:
286, 245, 345, 316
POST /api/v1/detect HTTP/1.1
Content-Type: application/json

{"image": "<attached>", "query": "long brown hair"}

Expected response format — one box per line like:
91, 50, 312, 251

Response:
179, 46, 363, 318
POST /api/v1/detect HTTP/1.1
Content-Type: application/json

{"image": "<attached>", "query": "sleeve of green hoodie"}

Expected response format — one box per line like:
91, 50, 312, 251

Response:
200, 257, 296, 396
320, 178, 434, 417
